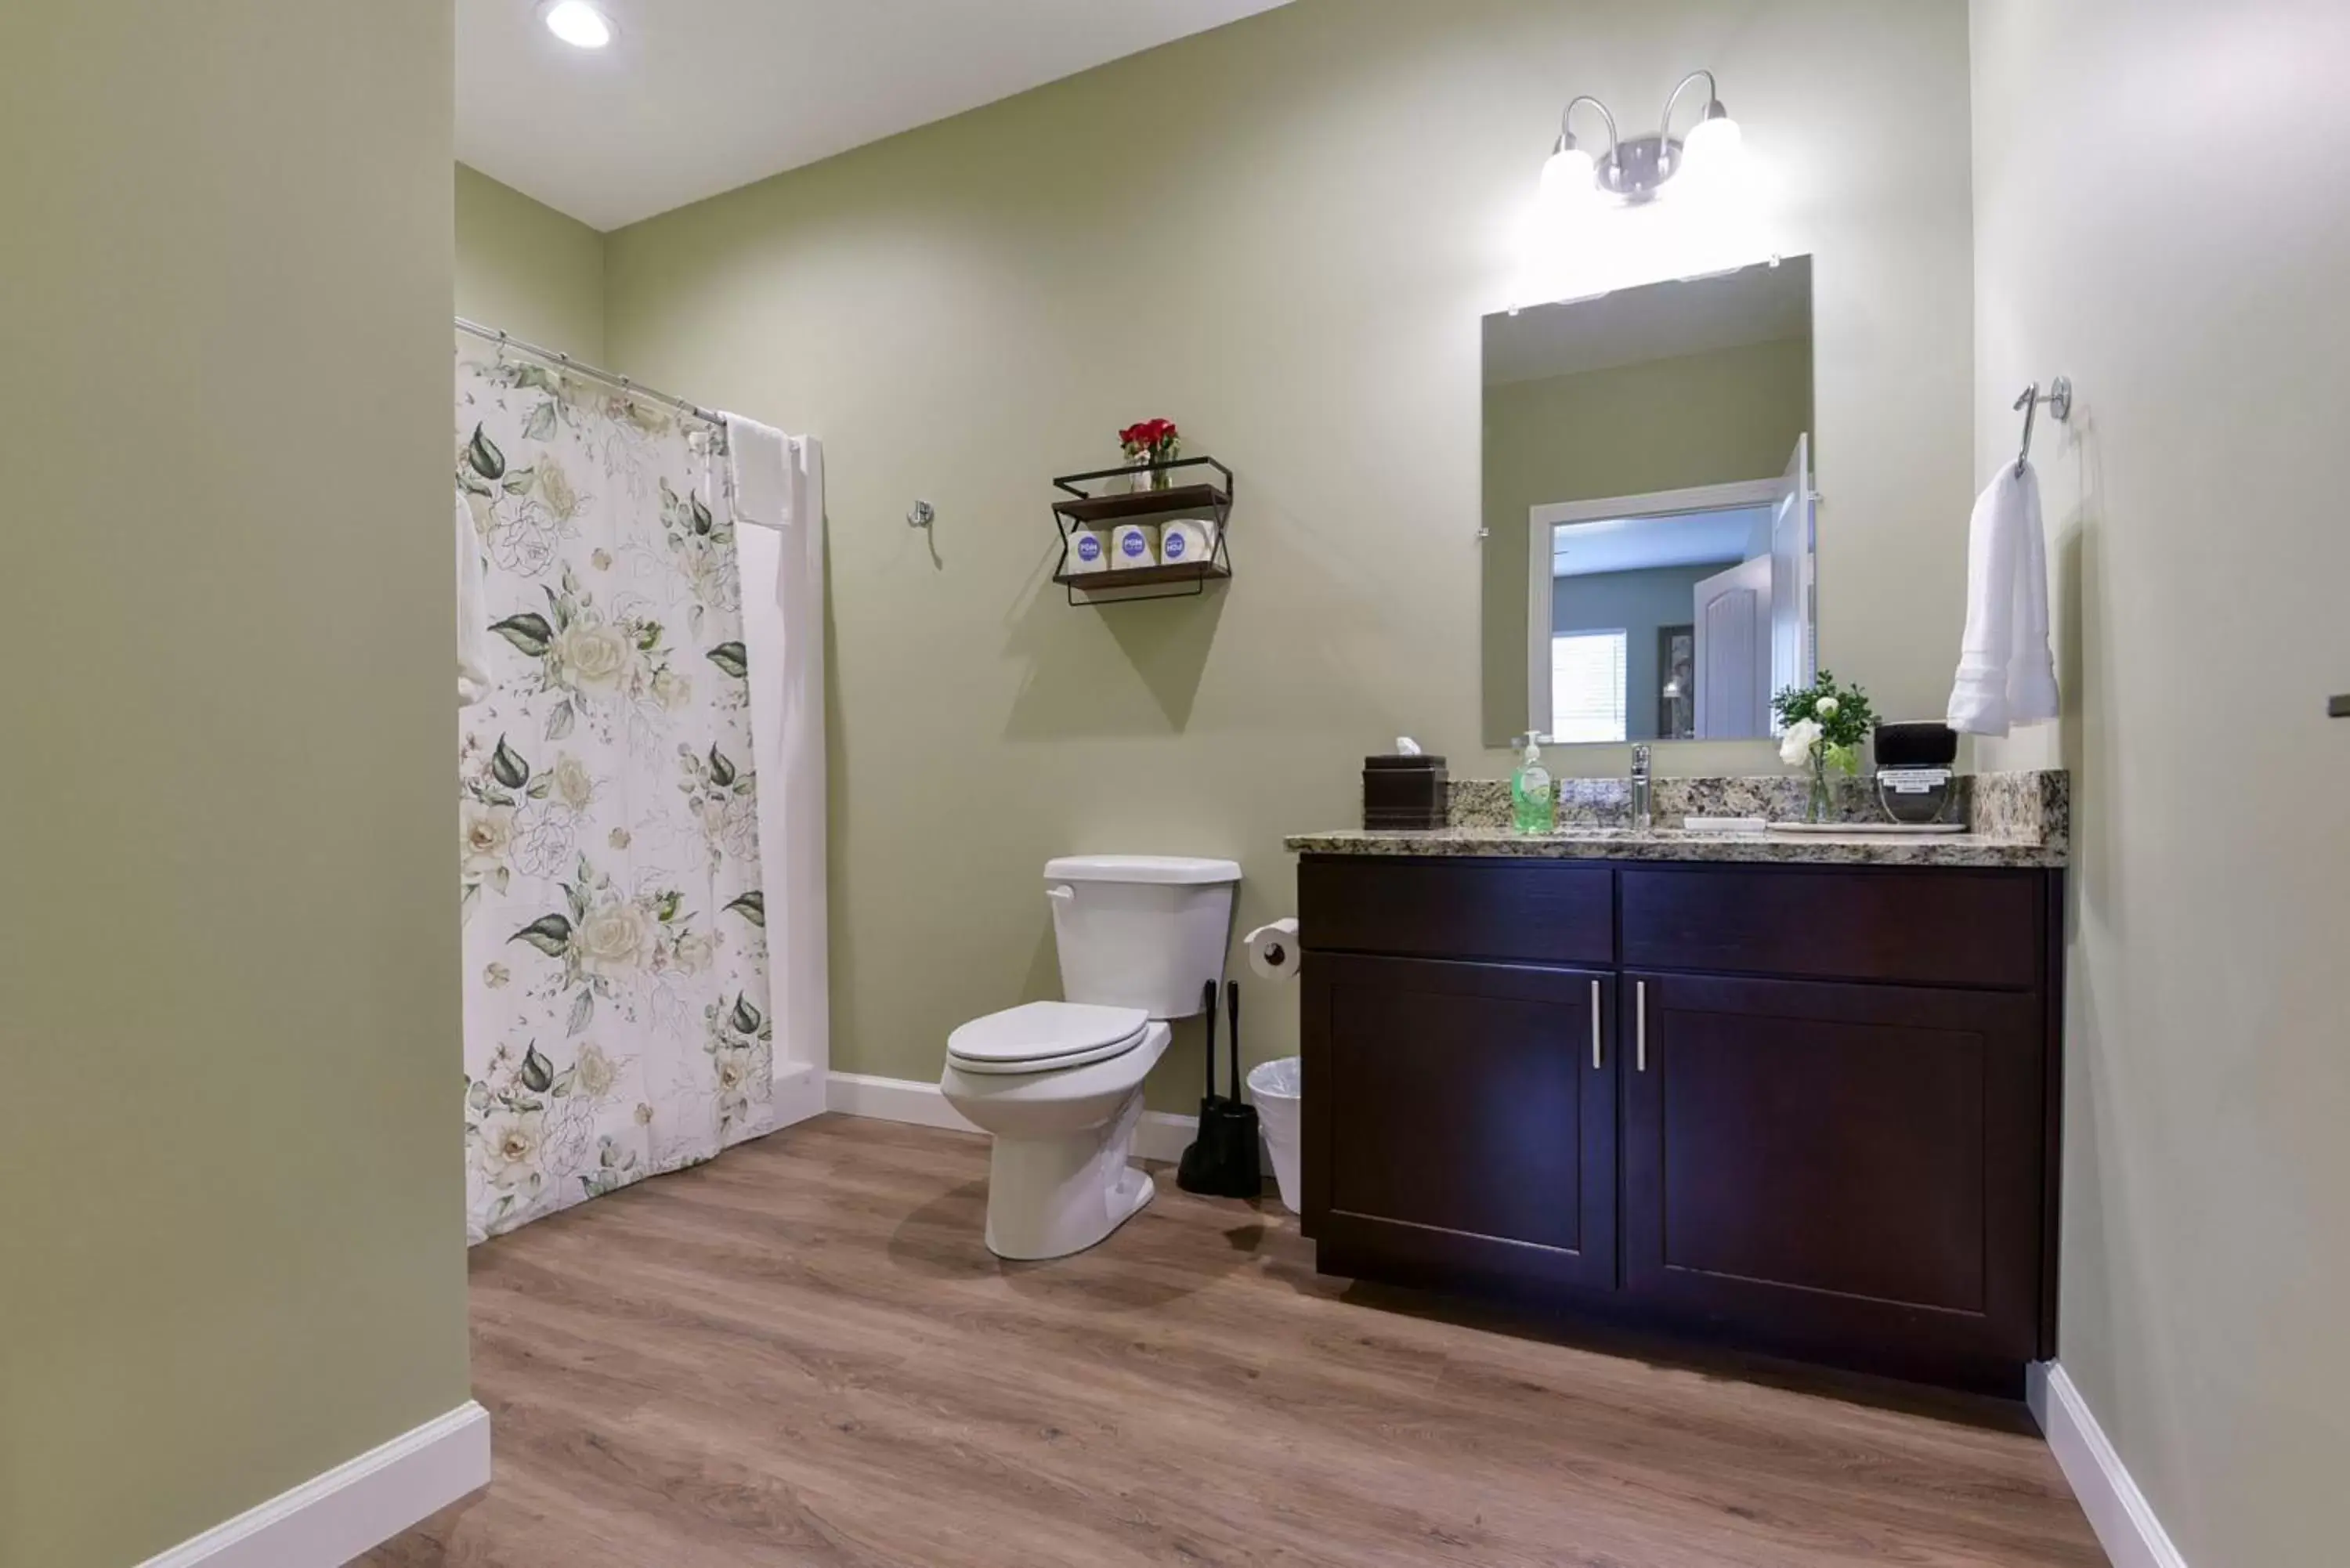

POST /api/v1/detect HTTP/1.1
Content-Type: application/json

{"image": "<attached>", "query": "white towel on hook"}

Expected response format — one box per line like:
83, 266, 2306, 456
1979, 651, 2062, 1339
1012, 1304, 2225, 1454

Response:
723, 412, 794, 530
1947, 462, 2059, 736
455, 491, 494, 707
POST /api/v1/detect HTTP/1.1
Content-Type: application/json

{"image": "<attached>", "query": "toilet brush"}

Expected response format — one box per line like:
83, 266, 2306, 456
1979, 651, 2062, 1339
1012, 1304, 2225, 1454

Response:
1179, 979, 1263, 1199
1176, 981, 1225, 1195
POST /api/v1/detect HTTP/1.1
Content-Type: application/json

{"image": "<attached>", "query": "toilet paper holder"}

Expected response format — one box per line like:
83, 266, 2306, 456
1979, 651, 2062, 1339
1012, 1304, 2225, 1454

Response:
1246, 918, 1303, 982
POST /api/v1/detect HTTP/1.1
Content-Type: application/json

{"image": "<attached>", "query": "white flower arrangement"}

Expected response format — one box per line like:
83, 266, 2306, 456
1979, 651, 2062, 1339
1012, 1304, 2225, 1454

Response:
1777, 717, 1823, 768
1770, 671, 1878, 822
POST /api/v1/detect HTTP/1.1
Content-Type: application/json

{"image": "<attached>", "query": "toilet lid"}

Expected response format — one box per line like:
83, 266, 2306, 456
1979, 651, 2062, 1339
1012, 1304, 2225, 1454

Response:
946, 1001, 1150, 1074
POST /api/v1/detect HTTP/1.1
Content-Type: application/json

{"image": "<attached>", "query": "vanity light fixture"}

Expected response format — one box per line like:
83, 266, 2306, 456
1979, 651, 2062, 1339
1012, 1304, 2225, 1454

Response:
1541, 70, 1743, 211
543, 0, 615, 50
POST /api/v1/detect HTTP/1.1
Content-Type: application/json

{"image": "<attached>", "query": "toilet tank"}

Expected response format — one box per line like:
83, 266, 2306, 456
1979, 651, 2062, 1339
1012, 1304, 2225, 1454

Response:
1045, 855, 1242, 1019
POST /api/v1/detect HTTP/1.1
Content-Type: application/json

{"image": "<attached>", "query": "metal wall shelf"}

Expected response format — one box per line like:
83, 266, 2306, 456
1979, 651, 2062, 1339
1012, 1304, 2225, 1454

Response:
1050, 457, 1234, 605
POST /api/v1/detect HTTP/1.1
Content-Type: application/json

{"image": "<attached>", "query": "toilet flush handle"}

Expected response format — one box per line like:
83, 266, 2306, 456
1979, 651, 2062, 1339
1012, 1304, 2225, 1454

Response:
1047, 884, 1076, 905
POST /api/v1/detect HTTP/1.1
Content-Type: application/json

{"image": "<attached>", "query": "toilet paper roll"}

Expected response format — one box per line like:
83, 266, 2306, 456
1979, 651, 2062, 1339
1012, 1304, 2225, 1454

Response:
1110, 521, 1159, 569
1159, 518, 1216, 567
1246, 918, 1302, 982
1065, 526, 1112, 574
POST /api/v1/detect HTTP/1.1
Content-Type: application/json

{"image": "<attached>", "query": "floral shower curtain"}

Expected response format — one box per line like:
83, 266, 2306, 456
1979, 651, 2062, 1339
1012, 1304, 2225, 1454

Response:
456, 341, 775, 1242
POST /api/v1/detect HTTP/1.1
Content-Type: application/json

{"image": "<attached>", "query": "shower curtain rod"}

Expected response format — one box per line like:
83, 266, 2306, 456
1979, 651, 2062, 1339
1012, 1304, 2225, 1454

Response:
454, 316, 726, 431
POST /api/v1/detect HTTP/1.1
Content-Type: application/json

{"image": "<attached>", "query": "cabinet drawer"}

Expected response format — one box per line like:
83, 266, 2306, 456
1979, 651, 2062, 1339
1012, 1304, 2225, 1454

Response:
1300, 857, 1613, 966
1620, 865, 2043, 989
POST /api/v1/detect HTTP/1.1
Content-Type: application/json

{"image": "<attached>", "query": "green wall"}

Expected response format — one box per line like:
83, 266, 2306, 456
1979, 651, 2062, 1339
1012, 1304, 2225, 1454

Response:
1482, 337, 1811, 742
595, 0, 1976, 1105
457, 162, 609, 361
1974, 2, 2350, 1563
0, 7, 469, 1565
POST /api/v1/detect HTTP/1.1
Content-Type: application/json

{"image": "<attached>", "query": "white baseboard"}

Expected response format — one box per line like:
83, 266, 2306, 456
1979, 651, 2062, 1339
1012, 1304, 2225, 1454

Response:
770, 1058, 826, 1131
2028, 1363, 2189, 1568
826, 1071, 1202, 1164
139, 1401, 490, 1568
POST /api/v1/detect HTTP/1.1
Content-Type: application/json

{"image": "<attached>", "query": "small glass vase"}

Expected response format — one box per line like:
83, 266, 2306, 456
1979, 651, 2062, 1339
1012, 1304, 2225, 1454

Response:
1144, 448, 1177, 491
1806, 749, 1836, 824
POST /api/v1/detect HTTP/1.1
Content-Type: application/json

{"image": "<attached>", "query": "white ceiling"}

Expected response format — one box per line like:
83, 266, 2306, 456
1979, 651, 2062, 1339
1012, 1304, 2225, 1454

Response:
457, 0, 1293, 231
1485, 256, 1812, 386
1551, 506, 1770, 578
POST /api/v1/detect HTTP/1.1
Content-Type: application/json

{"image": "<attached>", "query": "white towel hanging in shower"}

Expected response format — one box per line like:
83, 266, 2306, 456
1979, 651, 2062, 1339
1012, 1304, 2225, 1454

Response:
723, 413, 794, 530
726, 421, 830, 1124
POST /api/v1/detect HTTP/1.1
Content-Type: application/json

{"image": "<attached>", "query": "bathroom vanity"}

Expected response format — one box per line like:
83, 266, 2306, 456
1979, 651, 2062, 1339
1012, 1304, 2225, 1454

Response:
1287, 816, 2066, 1396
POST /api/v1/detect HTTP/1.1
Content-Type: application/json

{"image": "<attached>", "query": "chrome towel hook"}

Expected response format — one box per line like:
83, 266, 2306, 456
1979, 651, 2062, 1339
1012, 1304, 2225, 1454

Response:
2013, 376, 2073, 477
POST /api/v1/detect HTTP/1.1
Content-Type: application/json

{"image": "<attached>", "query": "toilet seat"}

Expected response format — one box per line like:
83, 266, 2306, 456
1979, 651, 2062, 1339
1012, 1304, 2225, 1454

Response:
945, 1001, 1152, 1077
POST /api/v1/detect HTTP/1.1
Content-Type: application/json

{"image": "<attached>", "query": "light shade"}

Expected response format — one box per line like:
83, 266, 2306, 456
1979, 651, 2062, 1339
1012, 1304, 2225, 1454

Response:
1678, 114, 1744, 186
1540, 145, 1598, 208
544, 1, 614, 49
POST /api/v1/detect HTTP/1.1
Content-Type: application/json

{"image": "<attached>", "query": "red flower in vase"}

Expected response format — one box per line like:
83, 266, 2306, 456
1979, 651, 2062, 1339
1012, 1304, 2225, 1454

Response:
1119, 417, 1181, 468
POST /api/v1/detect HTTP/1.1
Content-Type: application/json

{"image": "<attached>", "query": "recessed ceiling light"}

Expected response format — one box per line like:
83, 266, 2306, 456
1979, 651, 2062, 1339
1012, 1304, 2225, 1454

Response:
544, 1, 613, 50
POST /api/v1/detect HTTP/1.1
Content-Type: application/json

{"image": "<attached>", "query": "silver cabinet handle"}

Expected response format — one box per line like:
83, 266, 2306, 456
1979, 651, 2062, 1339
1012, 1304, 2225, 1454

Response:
1636, 980, 1648, 1073
1590, 979, 1602, 1070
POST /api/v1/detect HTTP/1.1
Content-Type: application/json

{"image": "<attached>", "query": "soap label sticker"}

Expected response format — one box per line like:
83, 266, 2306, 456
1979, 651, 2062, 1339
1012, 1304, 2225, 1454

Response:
1878, 767, 1952, 793
1121, 532, 1147, 558
1164, 531, 1187, 560
1076, 535, 1102, 564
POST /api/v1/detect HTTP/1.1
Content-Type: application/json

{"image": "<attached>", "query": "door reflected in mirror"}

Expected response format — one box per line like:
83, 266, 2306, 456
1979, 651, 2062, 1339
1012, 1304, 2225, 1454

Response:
1481, 256, 1815, 746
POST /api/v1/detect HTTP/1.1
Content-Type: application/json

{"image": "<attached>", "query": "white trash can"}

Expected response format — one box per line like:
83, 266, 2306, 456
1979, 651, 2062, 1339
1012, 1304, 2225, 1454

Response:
1246, 1057, 1303, 1214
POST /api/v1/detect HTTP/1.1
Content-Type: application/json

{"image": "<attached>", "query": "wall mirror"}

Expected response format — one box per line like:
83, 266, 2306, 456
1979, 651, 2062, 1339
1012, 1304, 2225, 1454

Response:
1480, 255, 1815, 746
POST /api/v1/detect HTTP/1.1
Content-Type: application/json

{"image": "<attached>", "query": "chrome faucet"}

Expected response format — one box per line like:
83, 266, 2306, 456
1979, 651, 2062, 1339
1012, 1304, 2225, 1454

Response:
1630, 744, 1653, 833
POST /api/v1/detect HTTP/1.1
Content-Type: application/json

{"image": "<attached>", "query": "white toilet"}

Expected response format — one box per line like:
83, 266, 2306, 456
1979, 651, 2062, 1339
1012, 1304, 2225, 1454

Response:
940, 854, 1241, 1261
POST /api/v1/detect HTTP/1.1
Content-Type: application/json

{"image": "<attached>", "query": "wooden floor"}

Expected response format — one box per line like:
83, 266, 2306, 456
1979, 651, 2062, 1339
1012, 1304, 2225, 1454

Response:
366, 1115, 2104, 1568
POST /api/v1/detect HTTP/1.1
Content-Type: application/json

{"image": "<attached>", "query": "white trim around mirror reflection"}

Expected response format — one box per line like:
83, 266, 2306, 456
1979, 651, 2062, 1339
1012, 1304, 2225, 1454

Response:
1526, 478, 1786, 739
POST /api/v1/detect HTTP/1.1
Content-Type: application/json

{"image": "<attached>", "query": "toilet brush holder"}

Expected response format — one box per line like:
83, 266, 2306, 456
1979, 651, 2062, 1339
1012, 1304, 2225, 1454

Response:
1176, 980, 1263, 1199
1184, 1100, 1263, 1200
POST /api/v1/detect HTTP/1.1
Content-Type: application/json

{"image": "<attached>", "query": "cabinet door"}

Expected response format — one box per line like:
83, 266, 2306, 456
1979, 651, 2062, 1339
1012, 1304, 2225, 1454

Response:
1621, 972, 2045, 1366
1303, 954, 1616, 1292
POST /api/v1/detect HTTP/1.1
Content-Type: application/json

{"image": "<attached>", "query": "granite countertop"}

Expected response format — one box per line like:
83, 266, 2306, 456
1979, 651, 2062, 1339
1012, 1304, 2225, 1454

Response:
1282, 825, 2066, 869
1291, 768, 2071, 869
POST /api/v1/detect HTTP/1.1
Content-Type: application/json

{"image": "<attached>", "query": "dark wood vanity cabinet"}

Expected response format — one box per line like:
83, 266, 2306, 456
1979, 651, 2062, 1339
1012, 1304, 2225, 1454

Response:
1298, 856, 2063, 1395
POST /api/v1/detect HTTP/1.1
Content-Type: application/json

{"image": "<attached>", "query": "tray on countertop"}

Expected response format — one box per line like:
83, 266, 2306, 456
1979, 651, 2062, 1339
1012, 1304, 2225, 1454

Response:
1765, 821, 1969, 836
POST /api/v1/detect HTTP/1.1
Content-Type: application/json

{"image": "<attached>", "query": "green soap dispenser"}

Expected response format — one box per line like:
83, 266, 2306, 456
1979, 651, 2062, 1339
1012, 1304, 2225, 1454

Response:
1511, 733, 1555, 834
